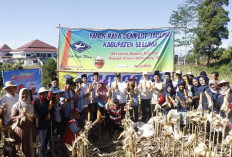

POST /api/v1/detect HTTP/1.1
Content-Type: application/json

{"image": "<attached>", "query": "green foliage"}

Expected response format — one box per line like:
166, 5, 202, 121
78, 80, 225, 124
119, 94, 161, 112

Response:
176, 62, 232, 84
193, 0, 230, 67
222, 46, 232, 59
186, 53, 200, 64
0, 63, 23, 87
169, 0, 202, 48
42, 58, 57, 87
212, 48, 224, 60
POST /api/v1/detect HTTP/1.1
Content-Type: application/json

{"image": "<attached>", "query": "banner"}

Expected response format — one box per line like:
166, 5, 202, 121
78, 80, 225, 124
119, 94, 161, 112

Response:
58, 28, 174, 72
58, 71, 167, 89
2, 68, 42, 95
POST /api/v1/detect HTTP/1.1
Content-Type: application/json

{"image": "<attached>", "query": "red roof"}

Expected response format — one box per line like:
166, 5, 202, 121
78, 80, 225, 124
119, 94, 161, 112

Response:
0, 44, 13, 52
14, 39, 57, 52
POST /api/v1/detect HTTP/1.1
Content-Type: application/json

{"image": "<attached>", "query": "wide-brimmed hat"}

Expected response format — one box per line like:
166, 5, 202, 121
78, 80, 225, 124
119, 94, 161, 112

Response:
3, 81, 17, 89
217, 80, 229, 88
38, 87, 49, 94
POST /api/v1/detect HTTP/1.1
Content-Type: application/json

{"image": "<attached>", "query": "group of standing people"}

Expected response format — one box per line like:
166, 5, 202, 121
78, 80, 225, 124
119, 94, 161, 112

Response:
0, 70, 231, 156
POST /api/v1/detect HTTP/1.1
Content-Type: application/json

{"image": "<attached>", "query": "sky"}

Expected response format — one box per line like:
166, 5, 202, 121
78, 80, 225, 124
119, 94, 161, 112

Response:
0, 0, 231, 55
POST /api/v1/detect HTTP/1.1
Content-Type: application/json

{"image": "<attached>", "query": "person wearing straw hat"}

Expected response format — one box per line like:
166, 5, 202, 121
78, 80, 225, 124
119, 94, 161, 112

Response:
215, 80, 232, 121
0, 81, 19, 131
33, 87, 50, 157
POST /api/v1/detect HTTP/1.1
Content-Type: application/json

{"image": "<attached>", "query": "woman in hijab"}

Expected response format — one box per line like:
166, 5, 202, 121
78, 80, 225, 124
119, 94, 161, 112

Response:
215, 80, 232, 118
192, 77, 200, 109
198, 75, 210, 110
11, 88, 37, 157
208, 80, 218, 100
163, 82, 176, 114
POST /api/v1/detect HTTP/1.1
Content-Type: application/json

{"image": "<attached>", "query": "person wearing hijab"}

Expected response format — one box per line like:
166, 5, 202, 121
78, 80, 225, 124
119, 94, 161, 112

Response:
128, 76, 139, 122
97, 79, 109, 108
33, 87, 50, 157
192, 77, 200, 109
176, 81, 192, 127
207, 80, 218, 112
11, 88, 37, 157
215, 81, 232, 122
198, 75, 210, 110
163, 82, 176, 114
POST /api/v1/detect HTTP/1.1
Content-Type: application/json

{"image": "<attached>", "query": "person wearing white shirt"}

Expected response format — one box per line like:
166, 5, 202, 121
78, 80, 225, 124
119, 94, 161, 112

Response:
0, 81, 19, 135
138, 72, 152, 122
151, 73, 164, 116
111, 73, 127, 118
80, 74, 91, 111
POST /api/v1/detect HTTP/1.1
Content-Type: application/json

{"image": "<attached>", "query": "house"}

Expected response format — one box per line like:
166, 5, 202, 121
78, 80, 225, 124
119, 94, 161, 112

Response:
0, 44, 14, 63
9, 39, 57, 66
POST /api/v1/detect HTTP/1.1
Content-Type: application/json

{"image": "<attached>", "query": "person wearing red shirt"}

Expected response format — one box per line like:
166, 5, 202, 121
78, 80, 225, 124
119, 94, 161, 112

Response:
62, 108, 81, 145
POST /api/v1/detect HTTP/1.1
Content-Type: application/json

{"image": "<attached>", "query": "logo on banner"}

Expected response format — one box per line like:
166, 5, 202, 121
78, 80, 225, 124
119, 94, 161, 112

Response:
94, 56, 105, 69
71, 41, 91, 53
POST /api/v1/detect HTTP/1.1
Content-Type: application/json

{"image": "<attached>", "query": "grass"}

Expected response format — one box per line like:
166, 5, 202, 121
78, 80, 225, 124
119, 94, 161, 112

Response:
175, 59, 232, 84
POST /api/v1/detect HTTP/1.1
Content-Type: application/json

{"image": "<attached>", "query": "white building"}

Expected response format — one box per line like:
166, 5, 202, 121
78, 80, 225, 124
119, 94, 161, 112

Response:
9, 39, 57, 66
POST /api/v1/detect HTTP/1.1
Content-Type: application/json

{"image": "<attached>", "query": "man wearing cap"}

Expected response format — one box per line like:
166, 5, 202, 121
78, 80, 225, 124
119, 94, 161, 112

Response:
52, 88, 65, 138
111, 73, 127, 118
34, 87, 50, 156
0, 81, 19, 130
74, 78, 83, 111
138, 72, 152, 122
63, 108, 81, 145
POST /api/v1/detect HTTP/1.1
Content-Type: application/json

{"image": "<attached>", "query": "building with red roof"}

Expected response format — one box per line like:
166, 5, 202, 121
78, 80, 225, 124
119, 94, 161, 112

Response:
9, 39, 57, 66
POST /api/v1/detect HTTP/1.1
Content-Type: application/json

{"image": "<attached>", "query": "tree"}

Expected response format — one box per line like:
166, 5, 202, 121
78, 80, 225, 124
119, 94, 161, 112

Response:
222, 46, 232, 59
169, 0, 202, 50
42, 58, 57, 87
193, 0, 230, 67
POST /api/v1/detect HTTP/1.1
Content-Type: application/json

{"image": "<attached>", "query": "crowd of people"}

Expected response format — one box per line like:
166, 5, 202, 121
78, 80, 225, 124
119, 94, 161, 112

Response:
0, 70, 231, 156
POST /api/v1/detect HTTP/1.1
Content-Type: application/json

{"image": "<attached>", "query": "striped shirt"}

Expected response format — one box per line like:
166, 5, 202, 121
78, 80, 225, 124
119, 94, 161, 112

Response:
108, 107, 122, 124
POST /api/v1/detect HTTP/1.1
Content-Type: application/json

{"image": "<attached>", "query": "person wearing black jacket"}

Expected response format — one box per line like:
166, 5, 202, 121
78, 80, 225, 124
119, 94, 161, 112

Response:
33, 87, 50, 157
